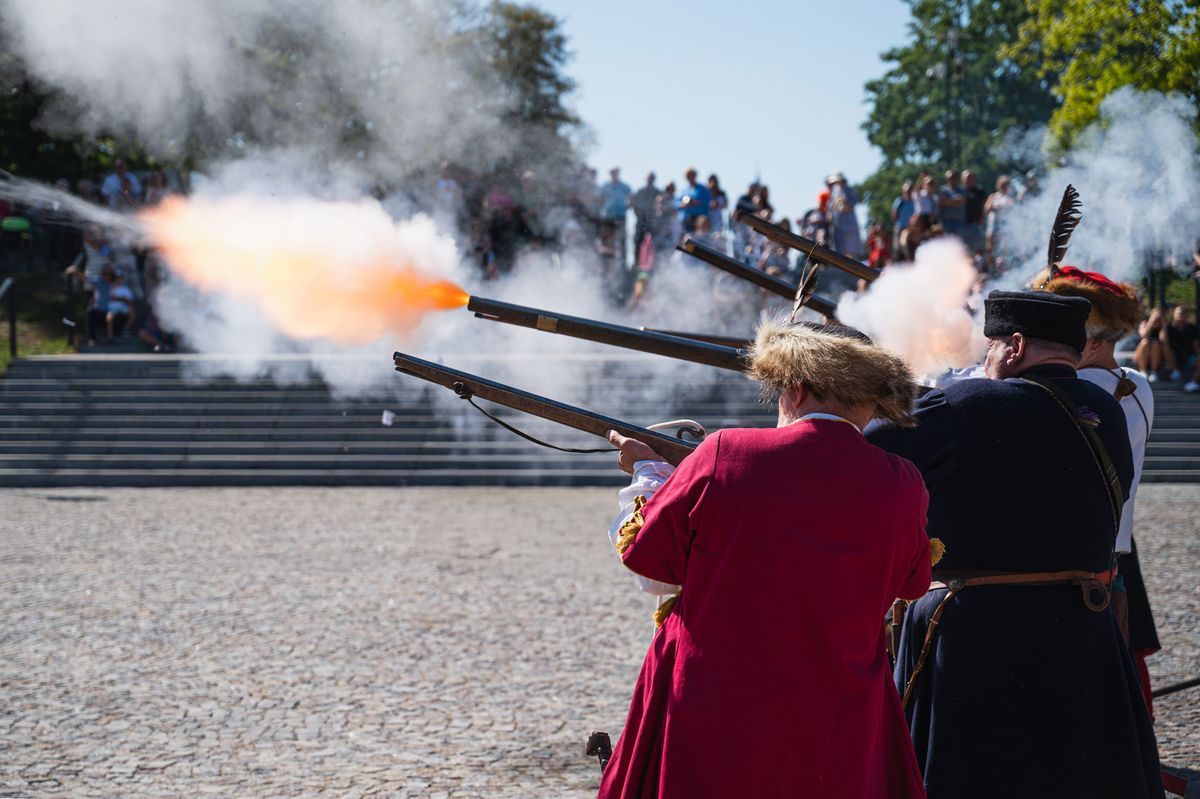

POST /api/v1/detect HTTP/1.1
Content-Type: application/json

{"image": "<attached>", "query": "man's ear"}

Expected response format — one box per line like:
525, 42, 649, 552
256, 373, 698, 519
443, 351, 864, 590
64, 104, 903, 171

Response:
1008, 332, 1027, 365
779, 384, 807, 417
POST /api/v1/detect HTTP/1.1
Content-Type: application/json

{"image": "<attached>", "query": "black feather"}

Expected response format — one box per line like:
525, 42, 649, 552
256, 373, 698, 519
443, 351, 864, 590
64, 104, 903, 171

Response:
1046, 184, 1082, 277
790, 263, 822, 323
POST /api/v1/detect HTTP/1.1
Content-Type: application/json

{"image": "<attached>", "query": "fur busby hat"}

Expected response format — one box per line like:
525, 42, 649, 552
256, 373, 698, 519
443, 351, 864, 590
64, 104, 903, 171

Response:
984, 290, 1092, 353
1032, 265, 1143, 340
746, 318, 918, 427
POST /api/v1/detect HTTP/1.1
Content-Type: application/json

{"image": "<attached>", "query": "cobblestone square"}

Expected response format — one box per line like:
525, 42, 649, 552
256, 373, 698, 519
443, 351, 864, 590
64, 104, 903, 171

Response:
0, 486, 1196, 796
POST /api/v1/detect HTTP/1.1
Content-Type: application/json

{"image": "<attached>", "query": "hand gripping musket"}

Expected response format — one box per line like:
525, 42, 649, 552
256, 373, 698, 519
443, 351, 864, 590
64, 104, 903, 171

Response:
732, 208, 882, 284
393, 351, 699, 466
676, 237, 838, 318
467, 296, 748, 372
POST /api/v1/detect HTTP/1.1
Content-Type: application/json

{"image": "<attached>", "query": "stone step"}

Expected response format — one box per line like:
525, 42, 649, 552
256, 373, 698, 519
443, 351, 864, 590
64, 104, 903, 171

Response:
0, 440, 610, 455
0, 467, 629, 487
0, 452, 619, 470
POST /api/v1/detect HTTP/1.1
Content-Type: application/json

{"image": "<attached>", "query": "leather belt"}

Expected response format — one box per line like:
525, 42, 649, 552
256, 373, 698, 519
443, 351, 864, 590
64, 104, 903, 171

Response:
931, 568, 1115, 612
900, 568, 1115, 710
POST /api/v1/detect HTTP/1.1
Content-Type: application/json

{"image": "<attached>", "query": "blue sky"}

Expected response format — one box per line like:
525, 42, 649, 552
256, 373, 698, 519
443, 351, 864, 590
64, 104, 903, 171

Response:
536, 0, 912, 222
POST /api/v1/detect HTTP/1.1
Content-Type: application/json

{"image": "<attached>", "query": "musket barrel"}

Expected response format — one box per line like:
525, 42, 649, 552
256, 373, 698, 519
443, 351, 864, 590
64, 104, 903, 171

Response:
732, 209, 881, 283
467, 295, 748, 372
676, 238, 838, 318
641, 328, 751, 349
392, 351, 698, 465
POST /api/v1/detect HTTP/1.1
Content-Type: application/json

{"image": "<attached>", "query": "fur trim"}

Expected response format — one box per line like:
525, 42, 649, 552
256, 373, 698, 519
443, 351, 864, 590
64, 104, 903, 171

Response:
1032, 268, 1142, 338
747, 318, 918, 427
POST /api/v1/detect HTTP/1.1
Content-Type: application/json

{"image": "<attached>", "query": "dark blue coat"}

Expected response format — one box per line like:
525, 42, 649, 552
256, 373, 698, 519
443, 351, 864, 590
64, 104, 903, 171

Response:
868, 364, 1164, 799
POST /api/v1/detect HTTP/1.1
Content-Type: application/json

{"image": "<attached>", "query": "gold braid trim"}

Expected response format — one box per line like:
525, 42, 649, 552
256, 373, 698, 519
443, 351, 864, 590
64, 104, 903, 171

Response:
615, 495, 647, 555
653, 596, 678, 628
929, 538, 946, 567
616, 496, 682, 628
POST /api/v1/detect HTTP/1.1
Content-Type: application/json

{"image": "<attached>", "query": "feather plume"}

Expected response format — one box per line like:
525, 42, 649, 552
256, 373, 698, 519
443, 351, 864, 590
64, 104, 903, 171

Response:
790, 263, 822, 323
1046, 184, 1082, 279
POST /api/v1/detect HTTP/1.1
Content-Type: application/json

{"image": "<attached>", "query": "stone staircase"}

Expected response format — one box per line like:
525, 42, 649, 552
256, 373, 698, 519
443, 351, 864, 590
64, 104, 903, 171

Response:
0, 353, 771, 487
1, 353, 1197, 486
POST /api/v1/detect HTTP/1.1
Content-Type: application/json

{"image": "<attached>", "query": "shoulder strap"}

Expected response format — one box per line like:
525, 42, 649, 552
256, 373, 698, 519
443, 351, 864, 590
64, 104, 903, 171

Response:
1018, 375, 1124, 540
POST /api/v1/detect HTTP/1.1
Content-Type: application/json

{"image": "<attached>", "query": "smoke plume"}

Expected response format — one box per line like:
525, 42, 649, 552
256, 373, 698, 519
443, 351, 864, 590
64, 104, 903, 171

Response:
837, 237, 985, 378
997, 88, 1200, 285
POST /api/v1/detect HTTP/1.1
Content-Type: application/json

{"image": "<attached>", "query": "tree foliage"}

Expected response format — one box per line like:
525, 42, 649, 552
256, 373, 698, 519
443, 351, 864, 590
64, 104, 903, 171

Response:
860, 0, 1058, 221
1007, 0, 1200, 147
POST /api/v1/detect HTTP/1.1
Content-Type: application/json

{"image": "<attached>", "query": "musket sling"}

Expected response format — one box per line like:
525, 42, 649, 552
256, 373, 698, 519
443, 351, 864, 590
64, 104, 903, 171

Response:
899, 375, 1125, 711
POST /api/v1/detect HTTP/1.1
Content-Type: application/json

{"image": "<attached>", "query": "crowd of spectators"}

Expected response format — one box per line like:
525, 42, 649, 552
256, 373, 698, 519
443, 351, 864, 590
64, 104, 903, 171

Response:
49, 161, 182, 351
3, 155, 1196, 385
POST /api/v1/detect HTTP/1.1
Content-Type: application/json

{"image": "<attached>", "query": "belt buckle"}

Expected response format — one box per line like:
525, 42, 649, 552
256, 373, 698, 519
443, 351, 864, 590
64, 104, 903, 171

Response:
1078, 578, 1110, 612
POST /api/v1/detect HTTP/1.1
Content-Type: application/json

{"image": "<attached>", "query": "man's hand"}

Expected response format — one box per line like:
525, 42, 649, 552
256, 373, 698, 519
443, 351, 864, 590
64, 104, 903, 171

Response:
607, 430, 666, 474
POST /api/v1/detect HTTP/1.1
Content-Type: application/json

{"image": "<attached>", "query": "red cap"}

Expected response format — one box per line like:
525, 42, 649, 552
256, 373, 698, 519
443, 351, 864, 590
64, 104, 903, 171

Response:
1056, 265, 1126, 296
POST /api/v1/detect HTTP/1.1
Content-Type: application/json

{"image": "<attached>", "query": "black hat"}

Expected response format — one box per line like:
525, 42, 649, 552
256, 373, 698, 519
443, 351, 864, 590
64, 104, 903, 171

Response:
983, 290, 1092, 353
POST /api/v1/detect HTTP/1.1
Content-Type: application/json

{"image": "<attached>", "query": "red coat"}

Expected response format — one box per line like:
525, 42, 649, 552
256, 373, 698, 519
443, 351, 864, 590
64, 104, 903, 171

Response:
599, 419, 931, 799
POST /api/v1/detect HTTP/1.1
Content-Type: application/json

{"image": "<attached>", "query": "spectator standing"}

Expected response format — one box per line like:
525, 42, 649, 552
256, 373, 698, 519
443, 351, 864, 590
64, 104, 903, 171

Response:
433, 161, 463, 213
86, 265, 115, 346
865, 223, 890, 270
144, 171, 171, 205
732, 182, 759, 262
1018, 170, 1041, 202
107, 271, 135, 339
938, 170, 967, 239
678, 168, 711, 233
898, 213, 933, 261
913, 174, 938, 218
984, 175, 1015, 272
962, 170, 987, 257
707, 174, 728, 231
599, 168, 632, 270
826, 172, 863, 257
891, 181, 915, 257
1164, 305, 1198, 381
631, 172, 659, 257
100, 159, 142, 209
1134, 308, 1167, 380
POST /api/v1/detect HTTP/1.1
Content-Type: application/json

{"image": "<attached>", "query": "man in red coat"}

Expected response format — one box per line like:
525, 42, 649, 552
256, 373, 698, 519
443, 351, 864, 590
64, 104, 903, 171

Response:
599, 320, 934, 799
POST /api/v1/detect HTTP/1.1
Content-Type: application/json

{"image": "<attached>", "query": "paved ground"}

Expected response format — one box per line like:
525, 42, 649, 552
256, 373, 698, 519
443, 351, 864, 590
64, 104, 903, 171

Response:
0, 486, 1196, 797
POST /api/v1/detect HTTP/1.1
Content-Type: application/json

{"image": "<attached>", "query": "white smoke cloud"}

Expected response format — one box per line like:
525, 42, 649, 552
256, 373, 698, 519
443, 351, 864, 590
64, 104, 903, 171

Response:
997, 88, 1200, 286
837, 237, 985, 378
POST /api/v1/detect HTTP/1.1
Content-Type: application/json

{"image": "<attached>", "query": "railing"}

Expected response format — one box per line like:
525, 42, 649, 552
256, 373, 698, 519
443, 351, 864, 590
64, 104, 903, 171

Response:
0, 276, 14, 359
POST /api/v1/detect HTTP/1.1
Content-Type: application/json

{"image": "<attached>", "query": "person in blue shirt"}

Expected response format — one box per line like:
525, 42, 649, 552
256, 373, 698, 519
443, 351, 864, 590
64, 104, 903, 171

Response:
678, 168, 711, 233
891, 181, 915, 258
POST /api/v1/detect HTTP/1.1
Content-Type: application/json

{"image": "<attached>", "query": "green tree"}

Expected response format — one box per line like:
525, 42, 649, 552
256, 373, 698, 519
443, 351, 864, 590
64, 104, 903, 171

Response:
1008, 0, 1200, 148
860, 0, 1058, 221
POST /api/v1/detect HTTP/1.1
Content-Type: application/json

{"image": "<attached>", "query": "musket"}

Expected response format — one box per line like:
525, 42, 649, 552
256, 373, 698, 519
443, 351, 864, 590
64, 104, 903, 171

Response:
676, 237, 838, 317
468, 295, 748, 372
393, 351, 698, 465
641, 328, 751, 349
732, 209, 882, 283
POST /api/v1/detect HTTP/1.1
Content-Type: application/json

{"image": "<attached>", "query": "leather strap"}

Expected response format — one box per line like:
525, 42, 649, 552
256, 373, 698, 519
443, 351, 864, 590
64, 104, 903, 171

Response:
901, 568, 1114, 710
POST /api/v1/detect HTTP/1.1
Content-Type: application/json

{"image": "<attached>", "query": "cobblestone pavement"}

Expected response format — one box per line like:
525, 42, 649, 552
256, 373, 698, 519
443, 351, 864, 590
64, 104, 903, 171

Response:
0, 486, 1196, 797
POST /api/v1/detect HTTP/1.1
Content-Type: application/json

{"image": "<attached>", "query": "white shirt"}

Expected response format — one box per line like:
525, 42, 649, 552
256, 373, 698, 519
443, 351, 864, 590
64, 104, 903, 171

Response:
1078, 367, 1154, 554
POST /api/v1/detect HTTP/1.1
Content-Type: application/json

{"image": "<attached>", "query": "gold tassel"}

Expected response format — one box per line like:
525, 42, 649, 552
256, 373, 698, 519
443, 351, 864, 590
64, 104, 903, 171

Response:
615, 495, 647, 555
653, 595, 678, 628
929, 537, 946, 567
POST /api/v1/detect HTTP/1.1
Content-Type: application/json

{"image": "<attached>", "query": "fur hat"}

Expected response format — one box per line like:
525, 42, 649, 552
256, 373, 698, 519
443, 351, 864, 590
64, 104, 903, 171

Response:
746, 318, 918, 427
1032, 265, 1142, 340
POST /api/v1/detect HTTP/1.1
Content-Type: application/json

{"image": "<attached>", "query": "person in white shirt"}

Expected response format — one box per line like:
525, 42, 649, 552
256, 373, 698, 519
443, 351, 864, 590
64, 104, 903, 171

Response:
1034, 263, 1160, 717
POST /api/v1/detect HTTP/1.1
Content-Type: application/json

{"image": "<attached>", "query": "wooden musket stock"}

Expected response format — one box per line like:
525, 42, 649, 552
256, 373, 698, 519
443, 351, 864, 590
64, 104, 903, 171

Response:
676, 238, 838, 317
732, 209, 882, 283
468, 295, 748, 372
392, 352, 698, 465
